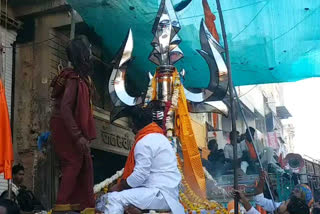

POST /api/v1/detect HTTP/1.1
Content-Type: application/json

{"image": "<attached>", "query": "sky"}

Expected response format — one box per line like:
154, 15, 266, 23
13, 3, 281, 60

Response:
282, 78, 320, 160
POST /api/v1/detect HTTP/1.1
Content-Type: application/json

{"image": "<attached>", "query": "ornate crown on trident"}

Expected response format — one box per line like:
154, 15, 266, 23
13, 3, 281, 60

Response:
108, 0, 229, 122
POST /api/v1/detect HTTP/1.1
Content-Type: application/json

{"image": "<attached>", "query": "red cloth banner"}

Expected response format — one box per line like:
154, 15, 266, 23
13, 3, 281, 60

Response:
0, 79, 14, 179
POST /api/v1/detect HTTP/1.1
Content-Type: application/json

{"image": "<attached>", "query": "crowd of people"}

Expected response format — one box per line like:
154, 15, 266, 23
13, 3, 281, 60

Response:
203, 127, 284, 178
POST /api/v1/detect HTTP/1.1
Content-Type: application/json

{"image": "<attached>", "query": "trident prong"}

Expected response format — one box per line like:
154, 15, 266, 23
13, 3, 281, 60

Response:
183, 19, 228, 104
108, 29, 143, 107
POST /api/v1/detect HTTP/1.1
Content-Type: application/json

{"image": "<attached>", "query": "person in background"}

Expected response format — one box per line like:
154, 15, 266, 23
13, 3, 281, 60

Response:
0, 164, 43, 212
0, 164, 24, 203
313, 202, 320, 214
254, 171, 311, 214
0, 199, 20, 214
207, 139, 225, 177
241, 127, 283, 174
313, 190, 320, 214
224, 131, 248, 174
11, 164, 24, 198
241, 127, 260, 174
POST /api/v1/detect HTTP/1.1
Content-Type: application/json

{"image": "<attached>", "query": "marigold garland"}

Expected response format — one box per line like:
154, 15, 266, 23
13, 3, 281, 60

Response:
177, 155, 228, 214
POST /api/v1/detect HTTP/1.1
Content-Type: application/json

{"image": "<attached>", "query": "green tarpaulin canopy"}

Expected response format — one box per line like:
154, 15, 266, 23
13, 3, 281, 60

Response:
67, 0, 320, 87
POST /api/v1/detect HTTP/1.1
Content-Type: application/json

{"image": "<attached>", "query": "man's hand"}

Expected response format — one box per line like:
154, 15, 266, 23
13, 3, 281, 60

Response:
124, 205, 142, 214
77, 137, 90, 154
232, 189, 252, 211
108, 179, 131, 193
255, 170, 267, 195
108, 183, 123, 193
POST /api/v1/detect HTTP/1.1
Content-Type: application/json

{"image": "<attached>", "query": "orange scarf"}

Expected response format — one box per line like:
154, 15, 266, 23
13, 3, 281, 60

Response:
246, 141, 257, 160
122, 122, 164, 179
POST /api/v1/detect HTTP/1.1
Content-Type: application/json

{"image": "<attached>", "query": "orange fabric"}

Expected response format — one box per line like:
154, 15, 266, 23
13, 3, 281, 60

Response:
227, 200, 240, 213
174, 70, 206, 198
246, 141, 257, 160
122, 122, 163, 179
202, 0, 220, 42
0, 80, 14, 179
212, 113, 218, 137
256, 205, 267, 214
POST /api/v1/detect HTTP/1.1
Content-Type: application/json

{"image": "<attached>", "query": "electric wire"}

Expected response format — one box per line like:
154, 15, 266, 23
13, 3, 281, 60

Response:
231, 1, 269, 41
238, 85, 258, 98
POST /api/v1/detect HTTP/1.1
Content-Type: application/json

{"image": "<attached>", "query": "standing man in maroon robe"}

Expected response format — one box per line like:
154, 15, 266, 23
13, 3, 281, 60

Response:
50, 35, 96, 213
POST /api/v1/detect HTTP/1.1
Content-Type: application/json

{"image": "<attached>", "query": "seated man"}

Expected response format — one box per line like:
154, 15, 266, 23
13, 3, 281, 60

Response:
207, 139, 225, 177
224, 131, 248, 174
0, 164, 43, 212
97, 106, 184, 214
254, 171, 311, 214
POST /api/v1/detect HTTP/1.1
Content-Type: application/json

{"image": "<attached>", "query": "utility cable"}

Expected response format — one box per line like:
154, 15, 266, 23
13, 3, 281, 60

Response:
238, 85, 258, 98
231, 1, 269, 41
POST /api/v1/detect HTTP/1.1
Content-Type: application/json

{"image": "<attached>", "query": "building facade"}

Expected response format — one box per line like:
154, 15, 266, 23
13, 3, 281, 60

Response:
206, 84, 293, 159
2, 0, 132, 208
0, 3, 20, 194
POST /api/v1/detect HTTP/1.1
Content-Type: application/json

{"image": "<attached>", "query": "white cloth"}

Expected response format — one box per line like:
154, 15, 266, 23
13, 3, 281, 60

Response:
224, 142, 246, 160
253, 193, 281, 212
12, 183, 19, 196
241, 161, 249, 173
104, 133, 184, 214
245, 206, 260, 214
106, 187, 170, 213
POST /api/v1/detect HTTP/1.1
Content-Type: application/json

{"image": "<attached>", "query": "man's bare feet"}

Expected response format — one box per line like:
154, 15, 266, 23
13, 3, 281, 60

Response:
124, 205, 143, 214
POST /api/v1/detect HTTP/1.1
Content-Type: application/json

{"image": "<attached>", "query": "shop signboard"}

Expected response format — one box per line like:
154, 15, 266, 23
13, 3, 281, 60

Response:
267, 132, 279, 150
91, 115, 135, 156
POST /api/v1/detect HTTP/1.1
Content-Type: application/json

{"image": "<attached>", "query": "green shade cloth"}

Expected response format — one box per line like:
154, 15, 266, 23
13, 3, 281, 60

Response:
67, 0, 320, 87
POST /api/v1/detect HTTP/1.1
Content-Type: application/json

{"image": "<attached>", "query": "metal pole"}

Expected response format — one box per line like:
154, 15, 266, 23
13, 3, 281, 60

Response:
233, 87, 277, 213
68, 9, 76, 67
214, 0, 239, 213
8, 180, 12, 200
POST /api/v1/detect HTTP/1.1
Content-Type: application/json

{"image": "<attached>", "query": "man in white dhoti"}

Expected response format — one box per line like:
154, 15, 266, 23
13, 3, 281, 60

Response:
97, 106, 184, 214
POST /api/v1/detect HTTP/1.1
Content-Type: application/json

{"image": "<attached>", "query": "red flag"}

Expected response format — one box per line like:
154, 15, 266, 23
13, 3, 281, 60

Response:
202, 0, 220, 42
0, 79, 14, 179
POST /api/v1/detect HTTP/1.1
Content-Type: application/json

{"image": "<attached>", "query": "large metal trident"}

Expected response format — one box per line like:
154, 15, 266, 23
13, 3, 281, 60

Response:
108, 0, 229, 121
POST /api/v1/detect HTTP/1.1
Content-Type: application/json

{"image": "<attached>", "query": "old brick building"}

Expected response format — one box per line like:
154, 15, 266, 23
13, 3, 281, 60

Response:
0, 0, 132, 209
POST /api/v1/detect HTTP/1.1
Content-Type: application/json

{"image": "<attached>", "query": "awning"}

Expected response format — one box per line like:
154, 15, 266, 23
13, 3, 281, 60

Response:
276, 106, 292, 119
67, 0, 320, 87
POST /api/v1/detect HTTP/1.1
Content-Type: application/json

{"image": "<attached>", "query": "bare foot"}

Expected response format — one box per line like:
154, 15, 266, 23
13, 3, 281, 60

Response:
124, 205, 143, 214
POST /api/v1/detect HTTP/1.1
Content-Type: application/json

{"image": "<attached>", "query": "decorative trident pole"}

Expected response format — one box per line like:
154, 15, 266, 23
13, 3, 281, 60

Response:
108, 0, 231, 212
214, 0, 239, 213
